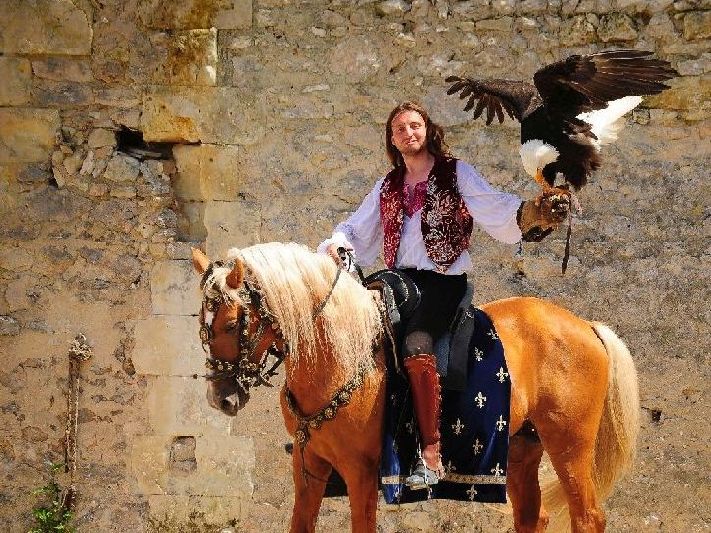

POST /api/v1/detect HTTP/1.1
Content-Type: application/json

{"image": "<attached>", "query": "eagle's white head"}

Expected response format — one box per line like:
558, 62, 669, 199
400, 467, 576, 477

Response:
519, 140, 560, 178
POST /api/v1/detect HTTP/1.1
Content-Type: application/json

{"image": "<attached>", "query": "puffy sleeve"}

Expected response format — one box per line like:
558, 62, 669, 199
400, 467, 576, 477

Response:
457, 161, 522, 244
316, 178, 384, 266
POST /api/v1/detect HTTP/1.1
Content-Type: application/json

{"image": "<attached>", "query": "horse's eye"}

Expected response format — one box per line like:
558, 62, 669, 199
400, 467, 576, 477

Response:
225, 320, 239, 331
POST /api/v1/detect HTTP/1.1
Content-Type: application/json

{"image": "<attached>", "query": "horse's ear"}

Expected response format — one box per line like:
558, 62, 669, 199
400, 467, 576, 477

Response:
225, 257, 245, 289
191, 248, 210, 275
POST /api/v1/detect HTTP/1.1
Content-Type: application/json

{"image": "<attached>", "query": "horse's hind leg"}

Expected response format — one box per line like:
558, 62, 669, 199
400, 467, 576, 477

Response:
507, 433, 549, 532
289, 447, 332, 533
546, 439, 605, 532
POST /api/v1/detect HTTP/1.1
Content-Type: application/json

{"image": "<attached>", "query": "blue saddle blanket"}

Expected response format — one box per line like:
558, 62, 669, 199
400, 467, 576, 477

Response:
380, 307, 511, 504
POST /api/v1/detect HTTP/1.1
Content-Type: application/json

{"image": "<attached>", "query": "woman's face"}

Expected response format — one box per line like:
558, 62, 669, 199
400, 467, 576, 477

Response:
390, 110, 427, 157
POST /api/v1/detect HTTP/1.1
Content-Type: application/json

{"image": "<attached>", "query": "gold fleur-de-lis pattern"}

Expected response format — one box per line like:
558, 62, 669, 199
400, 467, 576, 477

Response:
380, 307, 511, 504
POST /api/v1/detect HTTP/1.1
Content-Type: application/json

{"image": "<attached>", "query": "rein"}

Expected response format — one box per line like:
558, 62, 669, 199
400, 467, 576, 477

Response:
561, 192, 581, 275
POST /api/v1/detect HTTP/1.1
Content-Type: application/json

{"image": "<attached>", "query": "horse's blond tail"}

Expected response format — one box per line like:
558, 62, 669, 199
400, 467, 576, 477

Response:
541, 322, 640, 531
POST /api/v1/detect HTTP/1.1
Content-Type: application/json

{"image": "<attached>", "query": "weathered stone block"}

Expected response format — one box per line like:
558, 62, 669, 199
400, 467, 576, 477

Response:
0, 0, 92, 55
103, 154, 141, 182
475, 17, 514, 32
490, 0, 515, 14
177, 201, 208, 242
204, 200, 263, 257
142, 87, 266, 144
644, 12, 677, 42
133, 316, 203, 376
170, 436, 197, 464
616, 0, 674, 11
33, 81, 94, 107
597, 13, 638, 42
4, 276, 37, 312
0, 316, 20, 336
516, 0, 548, 14
0, 246, 34, 271
0, 58, 32, 106
138, 0, 252, 30
150, 259, 199, 315
110, 185, 137, 198
152, 29, 218, 86
13, 163, 53, 185
450, 1, 487, 19
94, 88, 142, 108
677, 54, 711, 75
559, 15, 598, 45
645, 76, 711, 111
213, 0, 254, 29
88, 129, 117, 149
130, 435, 170, 494
672, 0, 711, 11
147, 495, 245, 526
145, 377, 232, 436
279, 97, 335, 120
32, 58, 93, 82
683, 11, 711, 40
131, 434, 254, 497
376, 0, 409, 16
0, 109, 60, 163
173, 145, 247, 202
328, 37, 381, 83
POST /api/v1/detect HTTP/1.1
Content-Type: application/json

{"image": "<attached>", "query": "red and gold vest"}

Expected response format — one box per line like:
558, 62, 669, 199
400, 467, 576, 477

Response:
379, 157, 473, 272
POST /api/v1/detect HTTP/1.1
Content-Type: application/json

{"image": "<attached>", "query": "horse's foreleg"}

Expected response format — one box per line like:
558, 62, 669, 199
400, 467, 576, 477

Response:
507, 434, 549, 533
340, 458, 379, 533
289, 447, 332, 533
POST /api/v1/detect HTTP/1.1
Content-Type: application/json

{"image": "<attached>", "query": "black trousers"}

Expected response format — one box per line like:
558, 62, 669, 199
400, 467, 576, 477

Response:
399, 268, 468, 357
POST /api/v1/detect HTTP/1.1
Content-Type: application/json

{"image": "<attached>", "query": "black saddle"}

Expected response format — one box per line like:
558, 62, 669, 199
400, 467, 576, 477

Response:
365, 269, 474, 391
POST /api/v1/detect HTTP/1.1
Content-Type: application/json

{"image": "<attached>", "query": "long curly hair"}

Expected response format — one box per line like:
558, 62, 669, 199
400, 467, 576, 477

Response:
385, 101, 452, 169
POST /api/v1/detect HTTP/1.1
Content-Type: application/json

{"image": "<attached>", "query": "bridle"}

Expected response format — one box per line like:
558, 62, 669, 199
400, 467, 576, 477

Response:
197, 257, 346, 393
198, 261, 286, 392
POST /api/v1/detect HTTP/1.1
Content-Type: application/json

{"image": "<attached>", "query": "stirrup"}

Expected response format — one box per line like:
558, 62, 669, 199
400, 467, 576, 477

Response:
405, 459, 441, 490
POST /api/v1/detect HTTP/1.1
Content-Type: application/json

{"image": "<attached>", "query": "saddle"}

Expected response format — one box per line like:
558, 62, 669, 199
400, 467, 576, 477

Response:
365, 269, 475, 391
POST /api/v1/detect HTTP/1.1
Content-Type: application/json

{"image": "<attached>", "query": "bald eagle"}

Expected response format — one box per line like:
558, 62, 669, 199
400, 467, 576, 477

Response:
446, 50, 678, 191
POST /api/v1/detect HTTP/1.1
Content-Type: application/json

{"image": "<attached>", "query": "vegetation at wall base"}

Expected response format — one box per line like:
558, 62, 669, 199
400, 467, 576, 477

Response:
28, 462, 74, 533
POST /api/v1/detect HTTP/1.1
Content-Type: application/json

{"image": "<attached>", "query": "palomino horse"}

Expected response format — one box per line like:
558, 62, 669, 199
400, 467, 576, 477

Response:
191, 242, 639, 533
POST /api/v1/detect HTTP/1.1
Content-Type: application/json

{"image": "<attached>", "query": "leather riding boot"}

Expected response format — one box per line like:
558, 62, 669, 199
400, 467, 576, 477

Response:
404, 353, 444, 488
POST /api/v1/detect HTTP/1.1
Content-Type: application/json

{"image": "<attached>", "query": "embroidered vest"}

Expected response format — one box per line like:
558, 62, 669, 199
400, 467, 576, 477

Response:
379, 157, 473, 272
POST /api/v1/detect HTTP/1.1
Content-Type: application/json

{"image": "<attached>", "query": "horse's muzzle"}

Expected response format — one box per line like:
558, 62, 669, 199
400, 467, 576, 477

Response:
206, 384, 250, 416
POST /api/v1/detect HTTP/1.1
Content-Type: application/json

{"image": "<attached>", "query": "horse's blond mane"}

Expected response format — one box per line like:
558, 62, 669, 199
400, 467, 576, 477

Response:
209, 242, 382, 377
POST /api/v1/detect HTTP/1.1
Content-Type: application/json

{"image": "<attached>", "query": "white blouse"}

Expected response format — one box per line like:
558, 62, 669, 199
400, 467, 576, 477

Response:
317, 160, 522, 274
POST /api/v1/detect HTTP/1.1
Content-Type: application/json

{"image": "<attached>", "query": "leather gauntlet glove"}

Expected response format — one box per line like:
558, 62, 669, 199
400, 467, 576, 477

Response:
517, 188, 571, 242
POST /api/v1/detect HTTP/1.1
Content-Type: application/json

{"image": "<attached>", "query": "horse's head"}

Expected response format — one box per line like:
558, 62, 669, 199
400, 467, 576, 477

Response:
191, 248, 285, 416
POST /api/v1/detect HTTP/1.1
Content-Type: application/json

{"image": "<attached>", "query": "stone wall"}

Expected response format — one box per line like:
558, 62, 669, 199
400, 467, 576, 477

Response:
0, 1, 709, 531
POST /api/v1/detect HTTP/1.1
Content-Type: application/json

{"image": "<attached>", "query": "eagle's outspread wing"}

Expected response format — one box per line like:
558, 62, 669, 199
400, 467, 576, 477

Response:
444, 77, 540, 124
446, 50, 678, 192
533, 50, 677, 117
